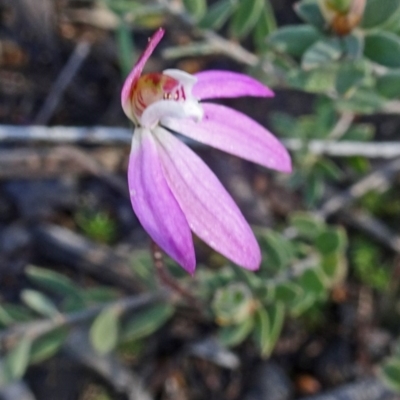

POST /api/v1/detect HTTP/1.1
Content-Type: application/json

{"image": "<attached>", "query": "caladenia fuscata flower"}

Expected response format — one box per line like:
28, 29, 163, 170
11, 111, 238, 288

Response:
121, 28, 292, 275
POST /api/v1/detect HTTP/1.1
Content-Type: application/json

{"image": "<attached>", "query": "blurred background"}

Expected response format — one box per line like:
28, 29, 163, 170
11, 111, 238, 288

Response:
1, 0, 400, 399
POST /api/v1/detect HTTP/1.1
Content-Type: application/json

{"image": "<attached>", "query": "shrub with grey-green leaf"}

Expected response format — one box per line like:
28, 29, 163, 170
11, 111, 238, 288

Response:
212, 283, 254, 325
90, 307, 120, 354
0, 337, 31, 385
380, 358, 400, 392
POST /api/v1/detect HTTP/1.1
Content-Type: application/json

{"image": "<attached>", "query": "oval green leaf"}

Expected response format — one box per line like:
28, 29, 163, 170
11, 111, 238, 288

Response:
294, 0, 326, 31
230, 0, 264, 38
0, 304, 34, 325
315, 227, 347, 255
218, 317, 254, 347
253, 306, 271, 355
298, 269, 327, 295
321, 253, 347, 284
253, 1, 277, 50
342, 33, 364, 60
305, 174, 325, 206
3, 337, 31, 384
90, 307, 119, 354
26, 265, 80, 297
253, 303, 285, 357
288, 66, 337, 93
30, 329, 68, 364
121, 304, 174, 342
199, 0, 236, 30
275, 282, 304, 303
261, 231, 293, 271
83, 287, 120, 304
262, 302, 285, 357
336, 87, 386, 114
183, 0, 207, 21
380, 359, 400, 392
361, 0, 400, 29
21, 289, 59, 318
335, 63, 366, 95
364, 32, 400, 68
290, 212, 325, 240
116, 19, 135, 78
268, 25, 321, 57
376, 71, 400, 99
212, 283, 253, 325
302, 38, 342, 69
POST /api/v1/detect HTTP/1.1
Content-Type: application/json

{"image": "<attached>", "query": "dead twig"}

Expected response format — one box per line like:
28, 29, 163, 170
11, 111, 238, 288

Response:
32, 223, 142, 292
284, 139, 400, 158
54, 145, 128, 196
65, 330, 153, 400
0, 291, 169, 348
318, 158, 400, 219
158, 0, 259, 67
34, 41, 91, 125
2, 125, 400, 159
0, 147, 127, 179
343, 209, 400, 254
0, 125, 131, 144
151, 241, 204, 312
327, 112, 355, 141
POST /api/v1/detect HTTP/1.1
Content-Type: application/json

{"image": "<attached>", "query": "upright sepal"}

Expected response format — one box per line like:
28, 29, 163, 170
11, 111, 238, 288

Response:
121, 28, 165, 121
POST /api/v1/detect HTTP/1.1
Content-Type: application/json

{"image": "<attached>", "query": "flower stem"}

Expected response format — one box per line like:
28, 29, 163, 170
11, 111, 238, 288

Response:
150, 240, 203, 311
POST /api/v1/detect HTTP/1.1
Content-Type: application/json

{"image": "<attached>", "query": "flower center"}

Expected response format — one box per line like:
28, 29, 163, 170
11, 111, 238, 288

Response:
130, 73, 188, 119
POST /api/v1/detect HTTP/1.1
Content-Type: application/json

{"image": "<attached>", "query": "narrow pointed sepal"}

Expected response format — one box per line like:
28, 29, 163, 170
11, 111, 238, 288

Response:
163, 103, 292, 173
128, 128, 196, 274
121, 28, 165, 121
193, 70, 274, 100
154, 127, 261, 271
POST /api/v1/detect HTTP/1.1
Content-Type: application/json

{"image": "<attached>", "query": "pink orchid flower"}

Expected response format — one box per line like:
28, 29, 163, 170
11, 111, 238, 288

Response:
121, 28, 291, 275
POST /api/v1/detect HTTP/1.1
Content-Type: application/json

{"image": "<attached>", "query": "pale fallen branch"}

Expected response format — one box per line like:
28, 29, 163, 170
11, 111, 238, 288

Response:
284, 139, 400, 158
186, 337, 240, 369
2, 125, 400, 159
0, 125, 131, 144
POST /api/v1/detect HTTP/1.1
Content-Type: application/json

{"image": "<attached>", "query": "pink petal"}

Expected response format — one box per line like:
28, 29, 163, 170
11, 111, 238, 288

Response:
121, 28, 165, 120
154, 127, 261, 271
163, 103, 292, 173
193, 70, 274, 100
128, 127, 196, 274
